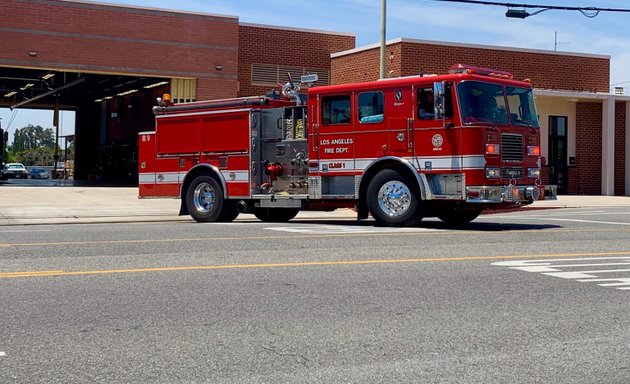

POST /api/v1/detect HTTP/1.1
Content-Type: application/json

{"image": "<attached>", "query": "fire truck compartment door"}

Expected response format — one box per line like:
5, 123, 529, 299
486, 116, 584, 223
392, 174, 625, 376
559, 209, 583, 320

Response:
138, 132, 157, 197
154, 157, 180, 197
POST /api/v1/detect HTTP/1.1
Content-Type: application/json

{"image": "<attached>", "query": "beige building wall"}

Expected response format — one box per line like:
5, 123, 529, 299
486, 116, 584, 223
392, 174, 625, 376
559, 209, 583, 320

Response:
534, 95, 577, 165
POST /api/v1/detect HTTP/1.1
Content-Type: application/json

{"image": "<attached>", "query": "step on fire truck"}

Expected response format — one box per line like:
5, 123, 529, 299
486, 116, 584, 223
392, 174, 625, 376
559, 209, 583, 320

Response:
138, 64, 556, 226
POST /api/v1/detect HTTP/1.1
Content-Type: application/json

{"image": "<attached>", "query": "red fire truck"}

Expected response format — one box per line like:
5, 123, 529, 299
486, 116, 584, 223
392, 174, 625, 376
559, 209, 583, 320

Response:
138, 64, 556, 226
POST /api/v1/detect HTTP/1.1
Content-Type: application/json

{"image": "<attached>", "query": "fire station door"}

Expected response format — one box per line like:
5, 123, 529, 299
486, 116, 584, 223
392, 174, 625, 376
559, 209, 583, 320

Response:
548, 115, 568, 194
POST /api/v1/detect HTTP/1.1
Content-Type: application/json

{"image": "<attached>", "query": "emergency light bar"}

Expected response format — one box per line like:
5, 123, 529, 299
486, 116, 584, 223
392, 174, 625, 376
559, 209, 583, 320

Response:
449, 64, 513, 80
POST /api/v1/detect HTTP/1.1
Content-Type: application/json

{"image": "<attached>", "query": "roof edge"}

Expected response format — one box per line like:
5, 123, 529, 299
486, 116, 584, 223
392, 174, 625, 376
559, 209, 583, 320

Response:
535, 88, 630, 101
240, 22, 355, 37
332, 37, 610, 60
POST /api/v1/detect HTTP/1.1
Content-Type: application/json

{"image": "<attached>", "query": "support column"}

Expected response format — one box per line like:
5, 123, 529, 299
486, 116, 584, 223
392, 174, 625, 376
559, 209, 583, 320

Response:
626, 101, 630, 196
602, 96, 615, 196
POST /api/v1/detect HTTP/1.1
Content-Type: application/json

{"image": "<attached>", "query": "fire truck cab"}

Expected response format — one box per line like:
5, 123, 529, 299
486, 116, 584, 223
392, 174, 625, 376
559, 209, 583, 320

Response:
139, 64, 556, 226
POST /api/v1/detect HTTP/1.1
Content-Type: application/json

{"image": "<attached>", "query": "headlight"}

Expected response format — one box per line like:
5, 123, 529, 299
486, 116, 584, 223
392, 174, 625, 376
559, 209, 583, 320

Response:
527, 145, 540, 156
486, 144, 500, 155
486, 167, 500, 179
528, 168, 541, 178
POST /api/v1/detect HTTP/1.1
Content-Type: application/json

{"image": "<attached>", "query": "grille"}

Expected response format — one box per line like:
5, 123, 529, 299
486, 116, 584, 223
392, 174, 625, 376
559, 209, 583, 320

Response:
501, 133, 524, 162
502, 167, 524, 179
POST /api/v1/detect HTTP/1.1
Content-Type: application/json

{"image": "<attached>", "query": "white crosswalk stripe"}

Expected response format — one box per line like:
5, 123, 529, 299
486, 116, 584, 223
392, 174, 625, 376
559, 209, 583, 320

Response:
492, 257, 630, 291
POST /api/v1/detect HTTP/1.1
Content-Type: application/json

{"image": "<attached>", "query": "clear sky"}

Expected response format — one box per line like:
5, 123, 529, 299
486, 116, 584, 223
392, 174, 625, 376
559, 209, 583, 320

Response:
3, 0, 629, 138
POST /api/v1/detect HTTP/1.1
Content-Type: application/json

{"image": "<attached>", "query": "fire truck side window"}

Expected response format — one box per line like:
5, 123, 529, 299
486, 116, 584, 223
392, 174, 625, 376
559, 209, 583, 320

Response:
417, 88, 435, 119
322, 95, 351, 125
505, 86, 540, 128
357, 92, 384, 124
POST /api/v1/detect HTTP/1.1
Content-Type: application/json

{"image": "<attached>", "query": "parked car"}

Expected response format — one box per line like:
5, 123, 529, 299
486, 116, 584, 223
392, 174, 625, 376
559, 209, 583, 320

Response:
1, 163, 28, 179
29, 167, 49, 179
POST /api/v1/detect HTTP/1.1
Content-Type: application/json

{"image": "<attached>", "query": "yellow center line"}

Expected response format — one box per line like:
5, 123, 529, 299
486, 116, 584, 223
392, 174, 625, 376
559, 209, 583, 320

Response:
0, 270, 64, 277
0, 227, 627, 248
2, 250, 630, 279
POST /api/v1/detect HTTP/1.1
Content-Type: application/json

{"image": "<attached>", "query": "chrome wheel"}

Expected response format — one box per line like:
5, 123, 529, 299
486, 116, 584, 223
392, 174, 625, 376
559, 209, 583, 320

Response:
186, 175, 237, 222
193, 182, 215, 213
377, 180, 412, 218
367, 169, 421, 226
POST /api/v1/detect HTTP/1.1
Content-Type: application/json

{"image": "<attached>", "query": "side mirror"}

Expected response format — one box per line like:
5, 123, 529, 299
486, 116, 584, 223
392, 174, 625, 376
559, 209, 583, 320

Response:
433, 82, 445, 119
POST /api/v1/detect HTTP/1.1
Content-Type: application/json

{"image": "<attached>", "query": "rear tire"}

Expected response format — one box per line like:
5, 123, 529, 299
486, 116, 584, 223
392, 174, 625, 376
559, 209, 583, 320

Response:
253, 208, 299, 222
437, 206, 482, 226
185, 175, 238, 222
367, 169, 421, 227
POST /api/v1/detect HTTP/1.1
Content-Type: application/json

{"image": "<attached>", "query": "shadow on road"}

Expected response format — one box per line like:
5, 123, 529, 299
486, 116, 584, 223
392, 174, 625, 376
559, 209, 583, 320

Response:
285, 218, 562, 232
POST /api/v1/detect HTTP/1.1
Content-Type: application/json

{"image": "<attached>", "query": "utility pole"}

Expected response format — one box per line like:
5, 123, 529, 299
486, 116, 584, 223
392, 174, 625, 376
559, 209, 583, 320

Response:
0, 118, 4, 166
53, 98, 60, 179
380, 0, 386, 79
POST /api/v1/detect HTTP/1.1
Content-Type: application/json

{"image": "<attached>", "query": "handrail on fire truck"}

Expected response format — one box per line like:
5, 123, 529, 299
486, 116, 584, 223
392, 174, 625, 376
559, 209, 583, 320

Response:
152, 96, 272, 115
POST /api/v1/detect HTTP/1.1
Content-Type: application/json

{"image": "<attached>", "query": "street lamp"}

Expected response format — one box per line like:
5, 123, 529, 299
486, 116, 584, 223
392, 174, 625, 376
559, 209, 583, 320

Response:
505, 9, 528, 18
505, 7, 551, 18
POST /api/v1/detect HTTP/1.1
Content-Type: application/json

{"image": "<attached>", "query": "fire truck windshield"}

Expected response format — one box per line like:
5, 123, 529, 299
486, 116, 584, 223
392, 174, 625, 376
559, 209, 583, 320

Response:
505, 86, 539, 128
458, 81, 539, 128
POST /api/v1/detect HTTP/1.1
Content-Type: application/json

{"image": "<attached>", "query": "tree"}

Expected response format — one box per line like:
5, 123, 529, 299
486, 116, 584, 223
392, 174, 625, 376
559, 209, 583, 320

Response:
11, 124, 57, 166
4, 145, 15, 163
12, 124, 55, 153
15, 147, 55, 166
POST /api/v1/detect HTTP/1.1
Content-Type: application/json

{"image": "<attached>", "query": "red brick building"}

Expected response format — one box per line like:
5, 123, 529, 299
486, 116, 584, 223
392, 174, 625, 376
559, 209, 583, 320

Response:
0, 0, 354, 181
1, 0, 241, 100
238, 23, 354, 97
331, 38, 629, 196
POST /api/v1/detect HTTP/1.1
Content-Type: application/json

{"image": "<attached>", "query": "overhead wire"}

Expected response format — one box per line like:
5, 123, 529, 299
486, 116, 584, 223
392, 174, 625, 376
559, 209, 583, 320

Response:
432, 0, 630, 15
6, 108, 18, 130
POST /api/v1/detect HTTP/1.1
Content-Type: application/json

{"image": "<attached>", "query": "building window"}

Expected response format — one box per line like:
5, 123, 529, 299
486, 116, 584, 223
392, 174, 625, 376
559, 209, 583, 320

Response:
171, 78, 196, 103
322, 95, 351, 125
251, 64, 330, 87
358, 91, 384, 123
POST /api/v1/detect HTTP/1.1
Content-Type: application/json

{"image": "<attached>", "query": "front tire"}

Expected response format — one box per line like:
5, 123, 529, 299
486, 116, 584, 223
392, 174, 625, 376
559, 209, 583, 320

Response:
185, 175, 238, 222
367, 169, 422, 227
253, 208, 299, 222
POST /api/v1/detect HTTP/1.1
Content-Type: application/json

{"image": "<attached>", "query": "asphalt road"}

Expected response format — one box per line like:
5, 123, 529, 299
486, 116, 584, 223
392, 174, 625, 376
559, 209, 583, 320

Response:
1, 207, 630, 383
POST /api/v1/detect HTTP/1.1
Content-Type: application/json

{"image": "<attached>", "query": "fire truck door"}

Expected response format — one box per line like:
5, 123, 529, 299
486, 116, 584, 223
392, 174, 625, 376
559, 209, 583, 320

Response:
316, 94, 355, 178
413, 82, 462, 173
387, 87, 415, 159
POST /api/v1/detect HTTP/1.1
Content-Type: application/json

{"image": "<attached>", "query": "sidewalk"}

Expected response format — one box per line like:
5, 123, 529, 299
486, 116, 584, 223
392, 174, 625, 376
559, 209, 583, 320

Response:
0, 186, 629, 226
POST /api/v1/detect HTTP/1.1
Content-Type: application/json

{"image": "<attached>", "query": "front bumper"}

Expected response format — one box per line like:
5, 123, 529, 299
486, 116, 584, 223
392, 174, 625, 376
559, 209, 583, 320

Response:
466, 184, 557, 204
1, 172, 28, 179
